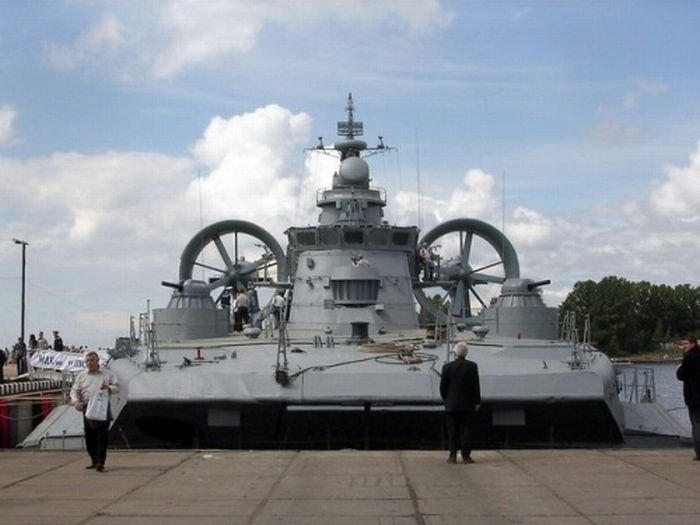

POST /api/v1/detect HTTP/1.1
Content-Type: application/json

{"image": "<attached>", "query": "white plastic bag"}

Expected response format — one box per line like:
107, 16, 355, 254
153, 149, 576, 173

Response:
85, 389, 109, 421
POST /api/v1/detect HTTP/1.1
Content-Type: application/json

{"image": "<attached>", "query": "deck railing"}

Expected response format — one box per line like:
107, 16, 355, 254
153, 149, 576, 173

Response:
616, 366, 656, 403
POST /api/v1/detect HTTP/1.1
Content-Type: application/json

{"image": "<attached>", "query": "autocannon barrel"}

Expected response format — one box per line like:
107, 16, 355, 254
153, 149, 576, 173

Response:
161, 280, 184, 292
527, 279, 551, 290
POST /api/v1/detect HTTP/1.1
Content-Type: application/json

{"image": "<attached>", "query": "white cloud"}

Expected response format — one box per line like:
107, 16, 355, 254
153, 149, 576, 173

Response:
649, 140, 700, 219
43, 0, 454, 79
190, 104, 314, 234
44, 13, 130, 72
0, 105, 18, 147
0, 151, 198, 275
392, 169, 499, 228
149, 1, 265, 79
507, 207, 553, 248
0, 105, 321, 264
441, 169, 496, 221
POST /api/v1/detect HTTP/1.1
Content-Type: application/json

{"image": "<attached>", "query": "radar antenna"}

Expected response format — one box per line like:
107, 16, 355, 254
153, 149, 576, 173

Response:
337, 93, 363, 140
307, 94, 393, 160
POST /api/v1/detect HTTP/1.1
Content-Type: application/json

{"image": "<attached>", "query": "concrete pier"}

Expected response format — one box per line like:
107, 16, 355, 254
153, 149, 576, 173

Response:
1, 448, 698, 524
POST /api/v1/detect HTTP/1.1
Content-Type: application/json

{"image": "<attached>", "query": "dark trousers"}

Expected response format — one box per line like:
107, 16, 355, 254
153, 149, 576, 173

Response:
689, 405, 700, 458
233, 307, 249, 332
84, 417, 110, 466
445, 411, 473, 458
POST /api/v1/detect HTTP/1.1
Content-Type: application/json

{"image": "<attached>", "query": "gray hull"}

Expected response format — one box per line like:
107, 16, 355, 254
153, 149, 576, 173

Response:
103, 335, 624, 449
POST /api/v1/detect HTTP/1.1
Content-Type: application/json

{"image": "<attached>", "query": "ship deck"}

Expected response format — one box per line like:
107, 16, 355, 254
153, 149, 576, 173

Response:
100, 336, 626, 448
1, 448, 698, 524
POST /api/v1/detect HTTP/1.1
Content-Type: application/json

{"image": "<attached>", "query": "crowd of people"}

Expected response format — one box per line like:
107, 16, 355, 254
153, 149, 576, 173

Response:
0, 329, 80, 382
221, 287, 260, 332
220, 287, 287, 332
418, 243, 439, 281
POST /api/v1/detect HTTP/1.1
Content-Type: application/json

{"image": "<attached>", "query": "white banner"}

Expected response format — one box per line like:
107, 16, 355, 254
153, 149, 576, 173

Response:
29, 349, 110, 372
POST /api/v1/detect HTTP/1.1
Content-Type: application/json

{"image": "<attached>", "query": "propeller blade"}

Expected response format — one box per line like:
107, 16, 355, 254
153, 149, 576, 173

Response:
452, 280, 465, 318
460, 231, 473, 268
206, 276, 227, 292
213, 236, 235, 271
470, 284, 488, 308
469, 260, 502, 275
194, 261, 227, 274
471, 272, 506, 285
214, 288, 227, 304
413, 280, 454, 289
250, 256, 275, 271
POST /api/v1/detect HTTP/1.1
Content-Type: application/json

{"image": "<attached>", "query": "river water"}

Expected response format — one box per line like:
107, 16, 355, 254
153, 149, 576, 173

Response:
642, 362, 690, 431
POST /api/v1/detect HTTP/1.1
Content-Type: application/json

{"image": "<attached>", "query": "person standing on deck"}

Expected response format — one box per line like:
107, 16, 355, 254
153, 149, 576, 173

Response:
440, 341, 481, 464
28, 334, 38, 352
37, 331, 49, 350
53, 330, 64, 351
235, 289, 250, 328
70, 351, 119, 472
677, 336, 700, 460
12, 337, 27, 375
419, 243, 433, 281
272, 291, 285, 329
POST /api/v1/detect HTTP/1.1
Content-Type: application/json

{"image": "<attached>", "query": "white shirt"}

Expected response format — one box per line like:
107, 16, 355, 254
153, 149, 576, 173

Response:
70, 368, 119, 405
236, 292, 249, 308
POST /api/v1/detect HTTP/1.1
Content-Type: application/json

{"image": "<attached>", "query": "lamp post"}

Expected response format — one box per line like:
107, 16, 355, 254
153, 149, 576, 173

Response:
12, 238, 28, 343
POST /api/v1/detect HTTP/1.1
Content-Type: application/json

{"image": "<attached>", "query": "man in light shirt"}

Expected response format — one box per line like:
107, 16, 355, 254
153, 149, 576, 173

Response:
236, 289, 250, 329
272, 292, 285, 329
70, 351, 118, 472
36, 331, 49, 350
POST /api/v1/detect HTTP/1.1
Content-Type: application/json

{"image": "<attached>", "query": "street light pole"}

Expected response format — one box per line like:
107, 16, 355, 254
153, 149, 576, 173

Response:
12, 238, 28, 343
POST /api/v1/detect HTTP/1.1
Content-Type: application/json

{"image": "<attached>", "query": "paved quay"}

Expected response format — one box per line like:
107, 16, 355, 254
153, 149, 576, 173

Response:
1, 448, 699, 525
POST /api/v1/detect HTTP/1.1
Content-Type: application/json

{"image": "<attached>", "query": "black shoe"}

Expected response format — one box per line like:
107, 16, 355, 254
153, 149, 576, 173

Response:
85, 464, 96, 470
446, 456, 457, 464
463, 456, 475, 464
693, 456, 700, 461
96, 464, 105, 472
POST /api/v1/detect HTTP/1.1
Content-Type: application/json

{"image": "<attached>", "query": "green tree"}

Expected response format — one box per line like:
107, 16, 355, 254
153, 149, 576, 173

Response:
560, 276, 700, 356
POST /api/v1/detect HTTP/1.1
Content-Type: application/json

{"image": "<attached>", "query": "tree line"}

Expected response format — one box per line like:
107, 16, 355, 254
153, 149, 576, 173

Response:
560, 276, 700, 356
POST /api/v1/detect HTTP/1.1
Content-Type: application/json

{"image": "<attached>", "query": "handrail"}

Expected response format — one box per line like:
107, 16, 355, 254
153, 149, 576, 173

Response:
616, 366, 656, 403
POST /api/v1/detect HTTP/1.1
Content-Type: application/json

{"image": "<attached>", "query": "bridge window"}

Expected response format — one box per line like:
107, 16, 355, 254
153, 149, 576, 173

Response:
368, 229, 390, 246
319, 229, 340, 246
344, 230, 364, 245
296, 231, 316, 246
392, 231, 411, 246
331, 279, 380, 305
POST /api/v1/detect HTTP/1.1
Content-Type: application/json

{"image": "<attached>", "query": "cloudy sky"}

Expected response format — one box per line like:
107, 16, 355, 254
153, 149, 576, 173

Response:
1, 1, 699, 349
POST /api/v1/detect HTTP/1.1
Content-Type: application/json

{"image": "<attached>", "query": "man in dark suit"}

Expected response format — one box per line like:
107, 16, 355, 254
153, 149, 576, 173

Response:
440, 341, 481, 463
677, 336, 700, 460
